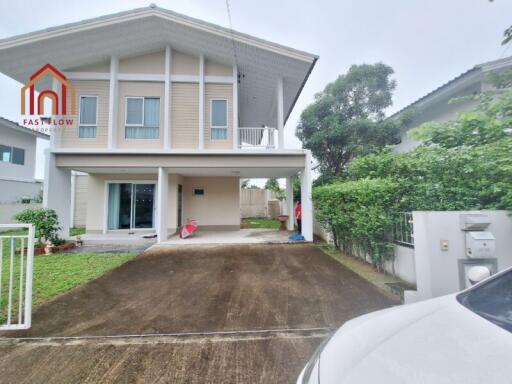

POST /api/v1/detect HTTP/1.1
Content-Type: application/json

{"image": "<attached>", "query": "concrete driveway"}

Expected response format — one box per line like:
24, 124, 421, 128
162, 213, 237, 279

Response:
0, 244, 396, 383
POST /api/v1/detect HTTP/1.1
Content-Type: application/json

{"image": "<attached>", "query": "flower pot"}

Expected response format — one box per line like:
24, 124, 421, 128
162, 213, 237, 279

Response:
277, 215, 289, 231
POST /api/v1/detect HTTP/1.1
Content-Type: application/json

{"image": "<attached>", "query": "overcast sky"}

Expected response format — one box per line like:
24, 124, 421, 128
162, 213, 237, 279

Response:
1, 0, 511, 179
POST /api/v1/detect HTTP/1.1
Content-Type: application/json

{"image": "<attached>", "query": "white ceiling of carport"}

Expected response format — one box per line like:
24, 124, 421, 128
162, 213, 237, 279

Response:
74, 167, 301, 178
0, 7, 317, 128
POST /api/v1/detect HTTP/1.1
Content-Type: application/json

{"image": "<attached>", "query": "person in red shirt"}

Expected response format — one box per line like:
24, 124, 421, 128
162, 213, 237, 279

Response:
294, 201, 302, 233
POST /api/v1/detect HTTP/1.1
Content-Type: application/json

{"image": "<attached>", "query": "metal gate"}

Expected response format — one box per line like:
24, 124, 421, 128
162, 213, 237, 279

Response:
0, 224, 35, 330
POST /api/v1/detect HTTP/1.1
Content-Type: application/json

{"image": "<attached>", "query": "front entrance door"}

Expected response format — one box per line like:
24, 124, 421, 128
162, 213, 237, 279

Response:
107, 183, 155, 230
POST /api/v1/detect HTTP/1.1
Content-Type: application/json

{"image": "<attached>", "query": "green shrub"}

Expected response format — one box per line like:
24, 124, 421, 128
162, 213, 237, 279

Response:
314, 178, 398, 270
14, 208, 61, 245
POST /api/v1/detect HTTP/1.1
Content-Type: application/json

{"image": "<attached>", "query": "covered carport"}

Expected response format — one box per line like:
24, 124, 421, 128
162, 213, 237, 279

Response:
48, 149, 313, 243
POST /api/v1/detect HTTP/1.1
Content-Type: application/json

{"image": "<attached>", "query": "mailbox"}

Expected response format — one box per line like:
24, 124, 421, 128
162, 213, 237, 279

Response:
465, 231, 496, 258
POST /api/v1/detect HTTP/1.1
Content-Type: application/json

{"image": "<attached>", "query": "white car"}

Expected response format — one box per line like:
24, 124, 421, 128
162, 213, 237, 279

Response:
298, 267, 512, 384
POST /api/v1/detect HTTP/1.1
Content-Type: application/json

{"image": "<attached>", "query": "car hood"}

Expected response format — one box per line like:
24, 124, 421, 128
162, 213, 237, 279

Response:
319, 295, 512, 384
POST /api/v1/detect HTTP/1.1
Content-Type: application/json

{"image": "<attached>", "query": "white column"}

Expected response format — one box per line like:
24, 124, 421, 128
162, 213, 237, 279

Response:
286, 176, 294, 231
164, 46, 172, 150
157, 167, 169, 243
277, 77, 284, 149
232, 64, 238, 150
301, 150, 313, 241
198, 54, 205, 150
107, 56, 119, 149
43, 149, 71, 239
70, 171, 76, 228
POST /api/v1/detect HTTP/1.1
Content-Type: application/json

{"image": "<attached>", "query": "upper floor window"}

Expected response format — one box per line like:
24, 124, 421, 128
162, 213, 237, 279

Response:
0, 145, 25, 165
125, 97, 160, 139
79, 96, 98, 139
210, 99, 228, 140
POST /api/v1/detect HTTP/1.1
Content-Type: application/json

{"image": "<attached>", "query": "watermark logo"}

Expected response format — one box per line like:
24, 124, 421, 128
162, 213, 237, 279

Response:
20, 64, 76, 132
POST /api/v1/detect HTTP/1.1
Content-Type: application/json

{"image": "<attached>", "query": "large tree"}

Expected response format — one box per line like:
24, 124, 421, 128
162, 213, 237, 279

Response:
296, 63, 401, 183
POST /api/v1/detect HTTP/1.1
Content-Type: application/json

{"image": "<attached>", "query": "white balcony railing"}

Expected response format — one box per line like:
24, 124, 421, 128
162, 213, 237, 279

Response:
238, 127, 277, 149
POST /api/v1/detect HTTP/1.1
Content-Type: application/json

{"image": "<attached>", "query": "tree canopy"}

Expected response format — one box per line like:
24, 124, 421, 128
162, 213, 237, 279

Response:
296, 63, 403, 183
314, 80, 512, 268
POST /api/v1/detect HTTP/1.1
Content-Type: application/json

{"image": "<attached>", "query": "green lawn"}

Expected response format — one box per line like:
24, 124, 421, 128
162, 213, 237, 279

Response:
0, 227, 86, 238
69, 227, 86, 237
0, 245, 136, 323
242, 217, 281, 229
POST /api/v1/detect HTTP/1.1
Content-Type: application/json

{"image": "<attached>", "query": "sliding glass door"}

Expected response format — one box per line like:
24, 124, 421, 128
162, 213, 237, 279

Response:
108, 183, 155, 230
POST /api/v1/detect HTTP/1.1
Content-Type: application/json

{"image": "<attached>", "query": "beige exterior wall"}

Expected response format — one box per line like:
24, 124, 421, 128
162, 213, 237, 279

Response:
66, 61, 110, 73
172, 51, 199, 75
85, 173, 158, 233
171, 83, 199, 149
117, 81, 165, 149
205, 59, 232, 76
204, 83, 233, 149
59, 51, 234, 150
73, 174, 88, 227
119, 51, 165, 74
84, 173, 239, 234
60, 80, 109, 148
167, 174, 184, 233
182, 176, 240, 228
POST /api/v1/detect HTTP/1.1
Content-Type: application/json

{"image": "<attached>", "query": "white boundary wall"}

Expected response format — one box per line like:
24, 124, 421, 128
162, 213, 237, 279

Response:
407, 210, 512, 303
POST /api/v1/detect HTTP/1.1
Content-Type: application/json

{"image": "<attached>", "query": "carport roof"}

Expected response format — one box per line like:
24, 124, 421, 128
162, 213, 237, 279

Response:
0, 5, 318, 128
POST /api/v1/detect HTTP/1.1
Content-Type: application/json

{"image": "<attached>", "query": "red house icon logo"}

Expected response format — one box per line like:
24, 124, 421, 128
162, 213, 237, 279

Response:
21, 64, 76, 116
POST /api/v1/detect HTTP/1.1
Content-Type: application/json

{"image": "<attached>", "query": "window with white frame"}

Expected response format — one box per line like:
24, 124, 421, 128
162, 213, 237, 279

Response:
78, 96, 98, 138
210, 99, 228, 140
0, 144, 24, 165
125, 97, 160, 139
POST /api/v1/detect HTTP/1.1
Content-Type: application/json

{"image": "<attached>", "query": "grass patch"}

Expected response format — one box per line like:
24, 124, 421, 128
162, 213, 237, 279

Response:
0, 245, 136, 323
242, 217, 280, 229
0, 229, 27, 236
69, 227, 86, 237
317, 244, 404, 302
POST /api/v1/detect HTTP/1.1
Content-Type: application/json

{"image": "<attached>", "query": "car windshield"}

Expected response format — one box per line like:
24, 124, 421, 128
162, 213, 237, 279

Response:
457, 269, 512, 333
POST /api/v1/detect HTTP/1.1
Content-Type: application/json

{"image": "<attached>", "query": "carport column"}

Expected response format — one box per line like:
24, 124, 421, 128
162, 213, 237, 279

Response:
286, 176, 294, 231
157, 167, 169, 243
43, 149, 71, 239
300, 151, 313, 241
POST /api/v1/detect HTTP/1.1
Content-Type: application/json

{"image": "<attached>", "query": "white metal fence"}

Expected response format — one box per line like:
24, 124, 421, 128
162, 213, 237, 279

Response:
394, 212, 414, 247
238, 127, 277, 149
0, 224, 35, 331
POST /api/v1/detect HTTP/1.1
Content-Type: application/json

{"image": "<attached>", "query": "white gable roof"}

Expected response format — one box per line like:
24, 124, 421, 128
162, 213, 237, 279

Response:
0, 6, 318, 128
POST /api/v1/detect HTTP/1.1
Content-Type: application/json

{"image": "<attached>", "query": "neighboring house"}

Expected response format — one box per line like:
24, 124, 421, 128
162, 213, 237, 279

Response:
390, 55, 512, 152
0, 6, 317, 241
0, 117, 48, 203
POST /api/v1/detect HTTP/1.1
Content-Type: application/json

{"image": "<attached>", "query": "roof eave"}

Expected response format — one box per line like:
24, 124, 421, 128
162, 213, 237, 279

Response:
0, 7, 318, 64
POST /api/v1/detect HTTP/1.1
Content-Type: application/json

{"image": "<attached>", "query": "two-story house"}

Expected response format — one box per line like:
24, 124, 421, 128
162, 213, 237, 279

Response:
0, 6, 318, 242
390, 55, 512, 152
0, 117, 48, 204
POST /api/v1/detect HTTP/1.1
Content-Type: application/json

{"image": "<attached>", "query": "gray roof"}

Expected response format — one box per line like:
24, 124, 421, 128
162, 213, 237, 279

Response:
0, 117, 49, 139
389, 55, 512, 120
0, 5, 318, 61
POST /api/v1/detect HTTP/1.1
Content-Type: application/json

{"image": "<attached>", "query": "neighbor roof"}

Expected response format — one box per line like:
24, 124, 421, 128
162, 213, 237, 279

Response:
388, 55, 512, 120
0, 5, 318, 128
0, 117, 49, 139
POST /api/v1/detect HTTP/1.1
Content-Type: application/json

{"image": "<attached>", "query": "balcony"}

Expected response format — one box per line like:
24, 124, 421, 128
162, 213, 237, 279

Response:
238, 127, 277, 149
